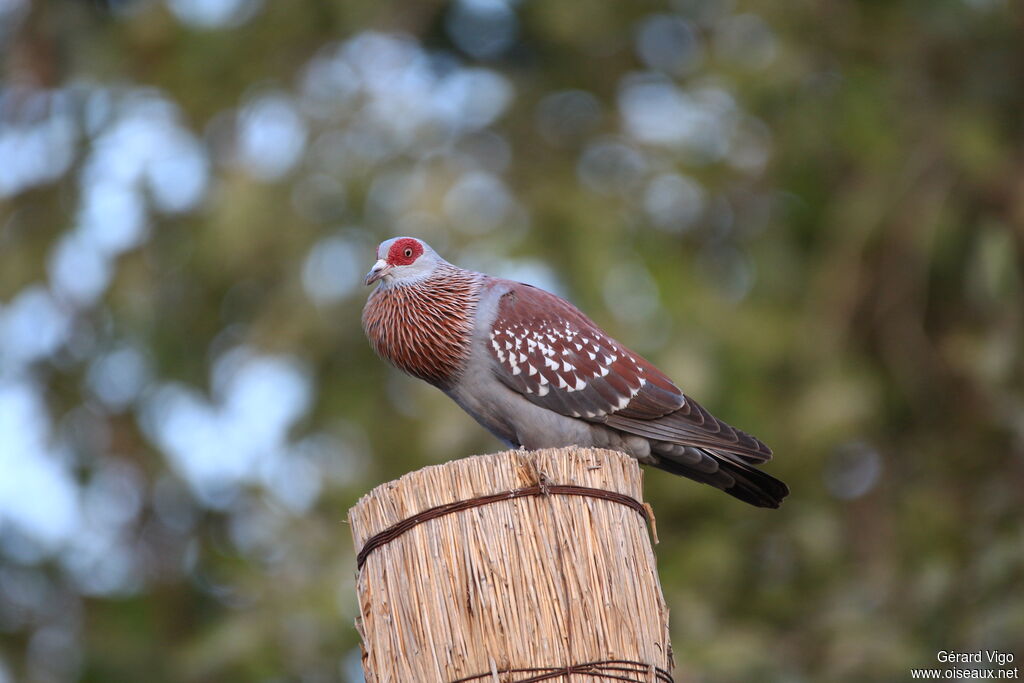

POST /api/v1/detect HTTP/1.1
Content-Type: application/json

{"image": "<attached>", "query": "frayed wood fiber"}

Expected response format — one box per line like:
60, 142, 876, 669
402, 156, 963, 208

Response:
348, 447, 673, 682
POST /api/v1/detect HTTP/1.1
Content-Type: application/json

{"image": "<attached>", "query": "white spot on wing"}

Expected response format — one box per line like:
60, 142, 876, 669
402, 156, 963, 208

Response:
627, 378, 647, 397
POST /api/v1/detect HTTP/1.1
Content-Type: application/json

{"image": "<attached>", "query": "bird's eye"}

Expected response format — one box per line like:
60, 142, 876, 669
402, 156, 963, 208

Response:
404, 248, 413, 258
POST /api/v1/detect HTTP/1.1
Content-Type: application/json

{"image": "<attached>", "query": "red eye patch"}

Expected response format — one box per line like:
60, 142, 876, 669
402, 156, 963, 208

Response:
387, 238, 423, 266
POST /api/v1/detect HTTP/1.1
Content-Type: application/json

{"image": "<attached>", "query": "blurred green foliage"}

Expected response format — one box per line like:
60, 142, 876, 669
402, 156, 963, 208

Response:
0, 0, 1022, 681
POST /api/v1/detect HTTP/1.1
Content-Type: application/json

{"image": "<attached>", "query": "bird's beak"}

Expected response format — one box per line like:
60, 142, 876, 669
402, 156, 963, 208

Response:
364, 259, 392, 286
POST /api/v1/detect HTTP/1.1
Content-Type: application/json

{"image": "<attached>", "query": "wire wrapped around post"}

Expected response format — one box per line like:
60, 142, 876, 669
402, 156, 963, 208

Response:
348, 447, 673, 682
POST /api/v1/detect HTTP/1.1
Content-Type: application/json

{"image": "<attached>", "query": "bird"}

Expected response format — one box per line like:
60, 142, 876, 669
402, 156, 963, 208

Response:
362, 236, 789, 508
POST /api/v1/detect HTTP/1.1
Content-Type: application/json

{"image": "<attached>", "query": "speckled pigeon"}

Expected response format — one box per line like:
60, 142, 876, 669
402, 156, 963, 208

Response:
362, 237, 789, 508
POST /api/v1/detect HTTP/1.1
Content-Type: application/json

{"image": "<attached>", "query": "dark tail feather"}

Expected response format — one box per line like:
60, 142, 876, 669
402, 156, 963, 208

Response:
654, 450, 790, 508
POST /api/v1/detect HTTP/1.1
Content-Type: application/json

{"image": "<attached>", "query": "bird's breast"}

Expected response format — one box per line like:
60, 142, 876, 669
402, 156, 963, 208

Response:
361, 275, 479, 389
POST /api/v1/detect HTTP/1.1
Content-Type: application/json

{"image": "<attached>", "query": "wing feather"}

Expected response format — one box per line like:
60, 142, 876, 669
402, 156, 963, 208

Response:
487, 282, 773, 462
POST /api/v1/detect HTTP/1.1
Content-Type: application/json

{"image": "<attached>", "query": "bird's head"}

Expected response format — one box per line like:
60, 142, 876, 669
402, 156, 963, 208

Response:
364, 236, 446, 287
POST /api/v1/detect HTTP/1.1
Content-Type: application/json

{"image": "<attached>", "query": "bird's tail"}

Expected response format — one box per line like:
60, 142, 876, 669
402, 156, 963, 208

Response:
653, 447, 789, 508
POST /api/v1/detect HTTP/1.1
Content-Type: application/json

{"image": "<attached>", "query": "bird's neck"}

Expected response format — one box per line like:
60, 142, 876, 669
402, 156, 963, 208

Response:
362, 265, 481, 389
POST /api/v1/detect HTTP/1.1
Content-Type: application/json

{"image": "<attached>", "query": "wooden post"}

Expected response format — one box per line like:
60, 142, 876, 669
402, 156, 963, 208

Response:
348, 447, 673, 682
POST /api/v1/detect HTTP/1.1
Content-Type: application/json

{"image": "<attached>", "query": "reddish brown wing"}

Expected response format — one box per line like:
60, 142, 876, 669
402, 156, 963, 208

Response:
488, 283, 772, 461
488, 283, 682, 420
